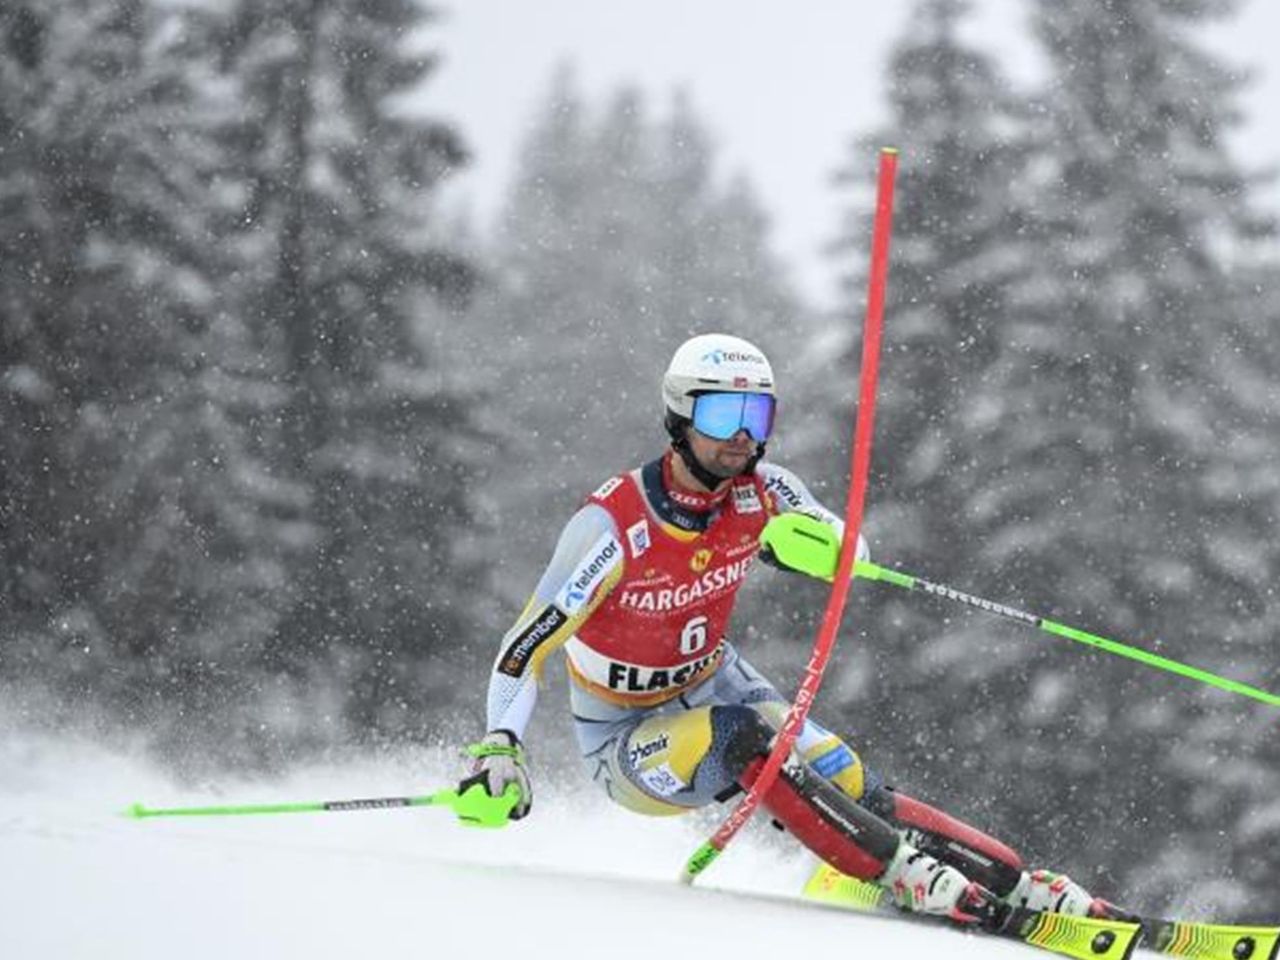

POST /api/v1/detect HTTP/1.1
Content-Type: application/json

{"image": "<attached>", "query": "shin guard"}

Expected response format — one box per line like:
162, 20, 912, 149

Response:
867, 785, 1024, 896
716, 704, 899, 881
741, 756, 900, 881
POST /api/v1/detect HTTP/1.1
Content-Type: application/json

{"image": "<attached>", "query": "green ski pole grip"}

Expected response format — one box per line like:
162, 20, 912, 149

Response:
449, 782, 522, 828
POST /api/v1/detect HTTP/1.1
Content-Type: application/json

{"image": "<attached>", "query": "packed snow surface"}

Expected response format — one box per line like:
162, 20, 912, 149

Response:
2, 732, 1047, 959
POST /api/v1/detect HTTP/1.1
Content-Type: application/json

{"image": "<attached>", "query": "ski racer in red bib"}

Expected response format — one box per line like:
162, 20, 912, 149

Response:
459, 333, 1124, 927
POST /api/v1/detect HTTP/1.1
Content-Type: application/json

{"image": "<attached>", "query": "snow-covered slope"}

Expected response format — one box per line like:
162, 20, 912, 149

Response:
1, 733, 1039, 959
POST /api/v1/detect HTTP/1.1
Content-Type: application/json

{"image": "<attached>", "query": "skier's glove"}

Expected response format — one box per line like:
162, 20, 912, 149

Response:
457, 729, 532, 824
758, 510, 868, 580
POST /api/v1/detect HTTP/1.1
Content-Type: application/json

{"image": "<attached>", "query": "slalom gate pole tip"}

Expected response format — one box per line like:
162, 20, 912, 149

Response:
680, 842, 721, 885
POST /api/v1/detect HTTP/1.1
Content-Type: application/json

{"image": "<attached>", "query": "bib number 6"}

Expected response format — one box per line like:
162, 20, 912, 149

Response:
679, 615, 710, 655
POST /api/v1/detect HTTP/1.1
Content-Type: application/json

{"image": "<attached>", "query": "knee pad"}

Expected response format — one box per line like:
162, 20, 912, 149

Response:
799, 736, 866, 801
719, 704, 869, 803
754, 703, 869, 803
713, 704, 775, 775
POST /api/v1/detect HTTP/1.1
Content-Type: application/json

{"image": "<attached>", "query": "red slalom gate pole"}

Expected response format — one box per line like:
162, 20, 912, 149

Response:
680, 147, 899, 884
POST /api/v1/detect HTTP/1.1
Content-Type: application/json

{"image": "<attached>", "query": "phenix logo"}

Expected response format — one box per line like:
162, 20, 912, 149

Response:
628, 733, 670, 766
618, 556, 754, 613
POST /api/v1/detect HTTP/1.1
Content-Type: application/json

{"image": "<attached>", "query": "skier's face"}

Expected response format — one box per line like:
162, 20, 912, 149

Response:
687, 426, 757, 479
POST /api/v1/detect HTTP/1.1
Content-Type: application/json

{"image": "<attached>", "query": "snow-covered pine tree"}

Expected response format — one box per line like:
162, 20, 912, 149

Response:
819, 0, 1278, 917
816, 0, 1049, 841
199, 0, 480, 751
1012, 0, 1280, 917
0, 0, 294, 756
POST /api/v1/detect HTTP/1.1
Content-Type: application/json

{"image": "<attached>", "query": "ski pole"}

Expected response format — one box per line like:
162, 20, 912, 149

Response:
853, 559, 1280, 708
123, 782, 522, 828
759, 511, 1280, 707
679, 147, 900, 884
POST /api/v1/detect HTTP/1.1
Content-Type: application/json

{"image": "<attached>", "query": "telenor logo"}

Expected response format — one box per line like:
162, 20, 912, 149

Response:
556, 534, 622, 614
700, 348, 766, 367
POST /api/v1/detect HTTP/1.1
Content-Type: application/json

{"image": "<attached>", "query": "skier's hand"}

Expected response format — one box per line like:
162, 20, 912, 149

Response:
759, 511, 868, 580
457, 730, 532, 823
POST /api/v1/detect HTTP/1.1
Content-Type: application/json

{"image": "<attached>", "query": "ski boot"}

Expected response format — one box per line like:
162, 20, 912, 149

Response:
880, 843, 1010, 930
1005, 869, 1138, 921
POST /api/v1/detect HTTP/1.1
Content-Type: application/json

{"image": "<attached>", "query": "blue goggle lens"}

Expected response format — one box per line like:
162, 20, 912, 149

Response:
691, 392, 776, 442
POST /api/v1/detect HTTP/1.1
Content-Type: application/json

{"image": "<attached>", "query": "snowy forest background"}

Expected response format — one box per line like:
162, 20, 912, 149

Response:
2, 0, 1277, 920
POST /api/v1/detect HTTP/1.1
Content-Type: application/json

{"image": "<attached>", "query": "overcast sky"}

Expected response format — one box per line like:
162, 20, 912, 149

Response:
422, 0, 1279, 311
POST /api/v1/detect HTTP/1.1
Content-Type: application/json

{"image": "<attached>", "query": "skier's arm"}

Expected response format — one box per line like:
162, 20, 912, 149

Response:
484, 502, 624, 740
757, 462, 869, 570
463, 503, 624, 821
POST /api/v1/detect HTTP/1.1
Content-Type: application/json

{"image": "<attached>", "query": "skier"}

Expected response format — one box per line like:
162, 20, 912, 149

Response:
459, 332, 1122, 928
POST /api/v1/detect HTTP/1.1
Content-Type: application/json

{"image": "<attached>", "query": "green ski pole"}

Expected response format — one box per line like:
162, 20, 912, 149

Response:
857, 559, 1280, 707
124, 782, 521, 828
761, 512, 1280, 708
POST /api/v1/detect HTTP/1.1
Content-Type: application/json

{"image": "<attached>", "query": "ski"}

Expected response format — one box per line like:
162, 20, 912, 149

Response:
1137, 918, 1278, 960
803, 863, 1140, 960
802, 864, 1279, 960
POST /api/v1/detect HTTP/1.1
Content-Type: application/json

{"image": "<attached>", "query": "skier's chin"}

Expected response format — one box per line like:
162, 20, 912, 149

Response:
708, 451, 751, 478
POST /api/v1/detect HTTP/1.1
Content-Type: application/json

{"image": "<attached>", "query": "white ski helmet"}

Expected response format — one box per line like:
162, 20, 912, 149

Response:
661, 333, 775, 422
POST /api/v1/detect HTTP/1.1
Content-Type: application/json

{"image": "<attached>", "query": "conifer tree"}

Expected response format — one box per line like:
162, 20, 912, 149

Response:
823, 0, 1277, 913
818, 0, 1045, 827
0, 0, 291, 753
1012, 0, 1279, 914
196, 0, 480, 747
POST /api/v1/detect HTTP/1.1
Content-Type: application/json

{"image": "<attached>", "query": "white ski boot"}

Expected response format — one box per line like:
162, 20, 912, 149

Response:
1004, 869, 1118, 917
879, 843, 1002, 927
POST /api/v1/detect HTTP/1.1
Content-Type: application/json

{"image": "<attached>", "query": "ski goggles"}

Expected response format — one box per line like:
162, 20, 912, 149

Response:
690, 391, 776, 443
